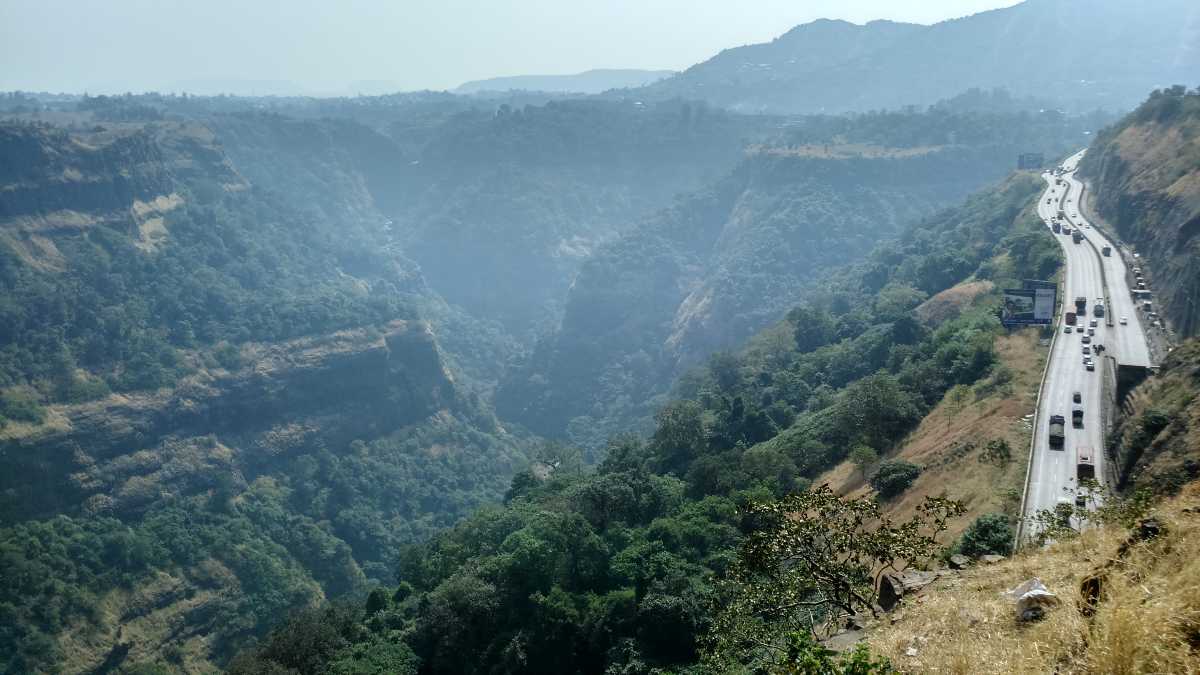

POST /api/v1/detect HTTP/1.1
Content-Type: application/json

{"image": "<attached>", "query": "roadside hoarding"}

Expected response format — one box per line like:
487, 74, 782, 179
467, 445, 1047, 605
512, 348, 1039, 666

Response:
1001, 280, 1057, 327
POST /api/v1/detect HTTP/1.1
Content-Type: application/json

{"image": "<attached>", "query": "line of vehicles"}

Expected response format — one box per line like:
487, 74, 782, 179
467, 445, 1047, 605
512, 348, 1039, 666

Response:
1064, 296, 1103, 371
1047, 404, 1094, 508
1046, 162, 1099, 511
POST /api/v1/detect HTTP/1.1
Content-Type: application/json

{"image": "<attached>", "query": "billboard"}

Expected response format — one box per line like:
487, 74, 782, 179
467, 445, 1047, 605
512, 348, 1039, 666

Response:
1018, 152, 1045, 170
1002, 282, 1056, 326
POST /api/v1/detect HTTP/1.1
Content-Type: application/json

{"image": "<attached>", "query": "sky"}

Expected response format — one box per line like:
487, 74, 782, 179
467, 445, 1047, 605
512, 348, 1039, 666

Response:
1, 0, 1021, 95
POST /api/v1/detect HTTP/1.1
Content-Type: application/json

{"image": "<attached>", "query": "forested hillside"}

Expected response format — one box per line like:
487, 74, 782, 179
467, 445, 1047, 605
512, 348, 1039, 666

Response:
0, 115, 532, 672
630, 0, 1200, 114
1077, 86, 1200, 336
232, 171, 1062, 674
499, 107, 1097, 445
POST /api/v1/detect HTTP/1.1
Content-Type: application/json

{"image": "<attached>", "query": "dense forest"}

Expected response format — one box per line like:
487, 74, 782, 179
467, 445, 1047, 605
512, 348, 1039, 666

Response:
230, 171, 1061, 673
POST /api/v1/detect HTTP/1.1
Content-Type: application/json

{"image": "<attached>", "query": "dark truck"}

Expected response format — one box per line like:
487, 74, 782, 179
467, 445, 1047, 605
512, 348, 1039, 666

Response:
1075, 297, 1087, 314
1077, 446, 1096, 480
1049, 414, 1066, 448
1072, 406, 1084, 428
1052, 221, 1062, 234
1102, 245, 1112, 256
1072, 230, 1084, 244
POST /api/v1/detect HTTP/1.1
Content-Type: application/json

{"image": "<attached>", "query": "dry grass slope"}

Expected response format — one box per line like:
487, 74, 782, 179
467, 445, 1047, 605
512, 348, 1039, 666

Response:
866, 480, 1200, 673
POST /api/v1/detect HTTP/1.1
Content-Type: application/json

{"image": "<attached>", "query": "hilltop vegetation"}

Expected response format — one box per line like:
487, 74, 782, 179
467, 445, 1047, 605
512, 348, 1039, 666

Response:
232, 171, 1062, 674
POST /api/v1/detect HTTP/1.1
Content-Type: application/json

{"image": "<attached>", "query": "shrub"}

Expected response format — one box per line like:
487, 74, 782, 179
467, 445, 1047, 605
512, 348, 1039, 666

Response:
869, 460, 921, 499
0, 388, 45, 426
958, 512, 1013, 557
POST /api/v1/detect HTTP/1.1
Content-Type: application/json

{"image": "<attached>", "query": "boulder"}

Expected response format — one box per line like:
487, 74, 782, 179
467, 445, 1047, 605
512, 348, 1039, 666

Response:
979, 554, 1005, 564
878, 570, 941, 611
948, 554, 971, 570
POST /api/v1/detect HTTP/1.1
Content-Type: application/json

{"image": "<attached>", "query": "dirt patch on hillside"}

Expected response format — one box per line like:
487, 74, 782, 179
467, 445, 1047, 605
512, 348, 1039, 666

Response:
916, 280, 995, 325
132, 193, 183, 253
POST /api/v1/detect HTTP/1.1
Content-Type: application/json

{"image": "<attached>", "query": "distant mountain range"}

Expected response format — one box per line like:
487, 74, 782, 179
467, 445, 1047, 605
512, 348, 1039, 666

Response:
626, 0, 1200, 113
455, 68, 674, 95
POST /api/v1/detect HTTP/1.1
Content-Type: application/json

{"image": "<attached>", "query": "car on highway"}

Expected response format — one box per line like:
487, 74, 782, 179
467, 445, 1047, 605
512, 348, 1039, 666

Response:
1073, 391, 1082, 403
1089, 319, 1098, 328
1083, 345, 1091, 355
1082, 335, 1092, 344
1085, 359, 1095, 372
1064, 325, 1073, 334
1120, 316, 1128, 325
1087, 327, 1095, 336
1075, 492, 1087, 507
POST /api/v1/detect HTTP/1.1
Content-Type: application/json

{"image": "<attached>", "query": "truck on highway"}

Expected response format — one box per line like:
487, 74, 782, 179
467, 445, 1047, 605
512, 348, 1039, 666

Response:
1065, 311, 1077, 325
1049, 415, 1066, 448
1052, 221, 1062, 234
1102, 245, 1112, 256
1057, 208, 1066, 220
1075, 297, 1087, 314
1072, 231, 1084, 244
1077, 447, 1095, 480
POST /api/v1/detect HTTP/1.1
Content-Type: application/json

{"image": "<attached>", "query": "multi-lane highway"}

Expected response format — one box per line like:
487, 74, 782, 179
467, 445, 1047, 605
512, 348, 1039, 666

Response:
1020, 150, 1153, 541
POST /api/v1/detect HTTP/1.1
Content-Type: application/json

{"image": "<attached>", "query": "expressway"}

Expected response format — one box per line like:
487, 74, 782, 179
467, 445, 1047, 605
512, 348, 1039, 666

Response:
1020, 149, 1153, 541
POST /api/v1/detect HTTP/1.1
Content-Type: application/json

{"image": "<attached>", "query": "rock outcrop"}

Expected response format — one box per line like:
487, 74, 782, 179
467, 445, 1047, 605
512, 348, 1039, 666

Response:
1078, 88, 1200, 337
0, 320, 462, 523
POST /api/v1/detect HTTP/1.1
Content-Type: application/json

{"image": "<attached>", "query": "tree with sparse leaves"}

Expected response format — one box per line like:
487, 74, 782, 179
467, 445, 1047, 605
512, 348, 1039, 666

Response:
703, 485, 963, 669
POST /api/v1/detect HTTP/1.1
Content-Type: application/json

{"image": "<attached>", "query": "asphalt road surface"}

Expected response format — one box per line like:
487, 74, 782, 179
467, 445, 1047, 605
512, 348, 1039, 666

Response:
1020, 150, 1153, 541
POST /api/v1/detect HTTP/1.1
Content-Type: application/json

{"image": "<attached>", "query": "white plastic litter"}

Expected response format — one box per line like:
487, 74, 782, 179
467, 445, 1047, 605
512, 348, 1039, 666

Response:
1002, 578, 1060, 621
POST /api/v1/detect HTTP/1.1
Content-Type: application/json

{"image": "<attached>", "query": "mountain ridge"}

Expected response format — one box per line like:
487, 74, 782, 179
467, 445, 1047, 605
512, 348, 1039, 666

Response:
629, 0, 1200, 113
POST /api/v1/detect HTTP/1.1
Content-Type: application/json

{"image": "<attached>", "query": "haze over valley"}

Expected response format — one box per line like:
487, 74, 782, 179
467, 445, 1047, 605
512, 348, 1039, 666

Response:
2, 1, 1200, 672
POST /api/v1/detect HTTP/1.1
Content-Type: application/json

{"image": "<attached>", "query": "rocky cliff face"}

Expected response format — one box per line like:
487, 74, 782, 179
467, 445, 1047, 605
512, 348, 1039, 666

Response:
0, 320, 460, 523
1110, 338, 1200, 493
1079, 88, 1200, 337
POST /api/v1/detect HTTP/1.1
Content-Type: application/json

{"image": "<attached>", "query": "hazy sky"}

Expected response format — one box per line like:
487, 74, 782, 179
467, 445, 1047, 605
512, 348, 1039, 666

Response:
1, 0, 1021, 95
